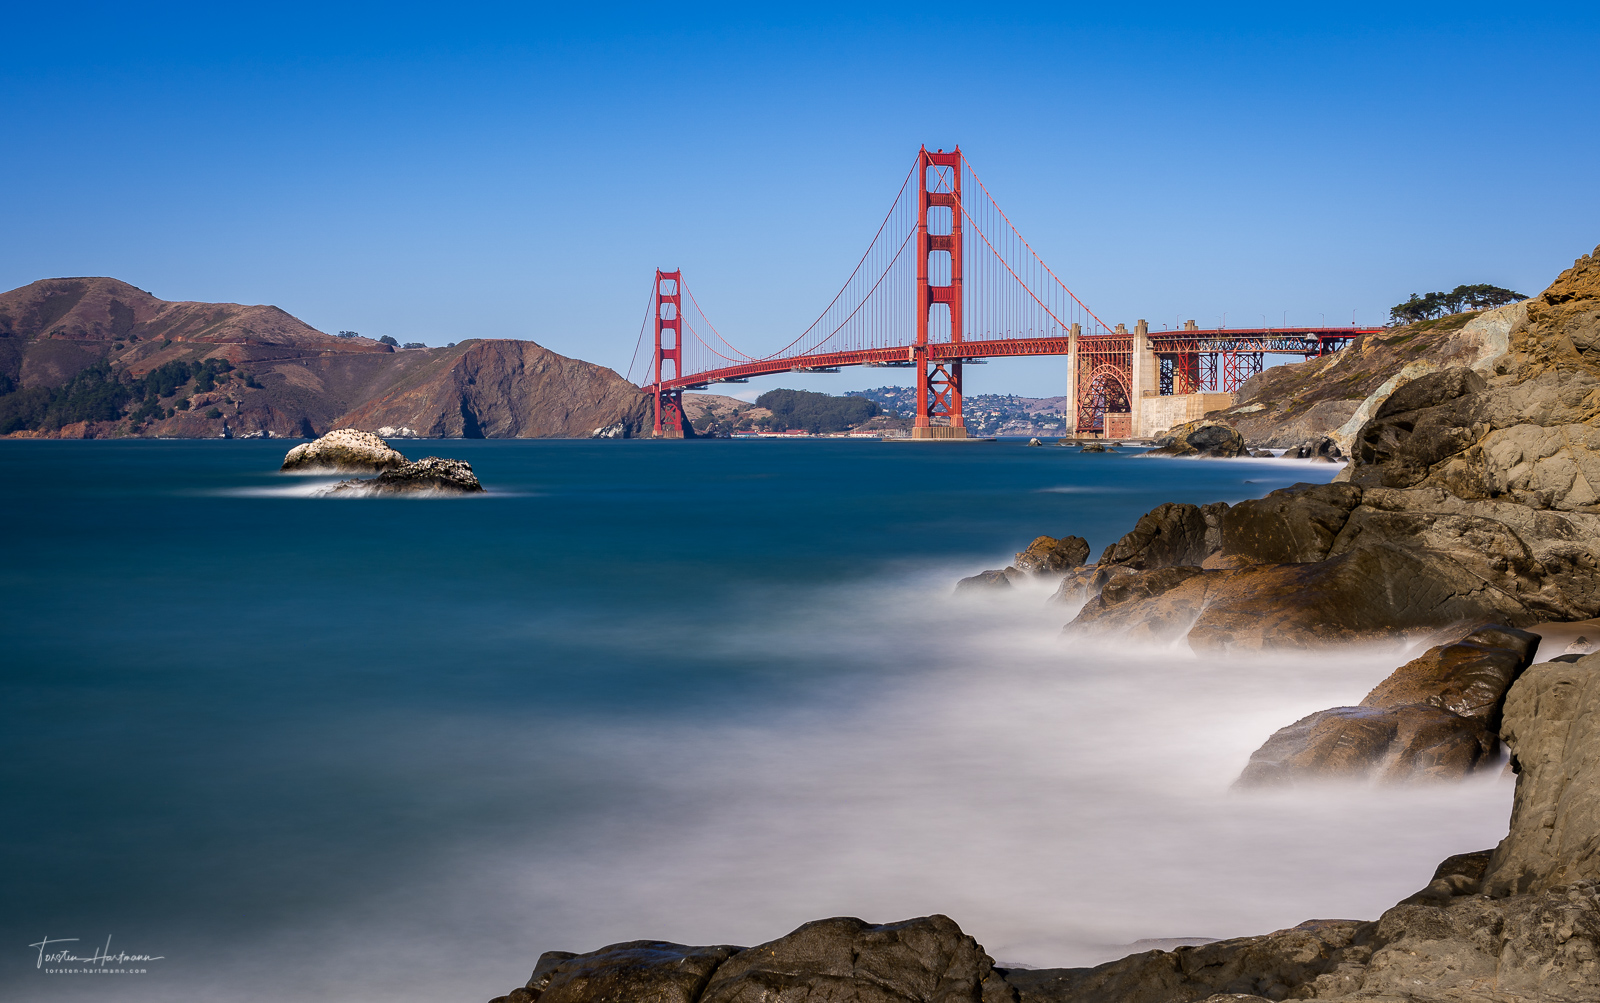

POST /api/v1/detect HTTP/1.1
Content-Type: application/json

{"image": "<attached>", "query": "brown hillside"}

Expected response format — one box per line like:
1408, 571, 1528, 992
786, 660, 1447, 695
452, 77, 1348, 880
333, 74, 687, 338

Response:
0, 277, 653, 439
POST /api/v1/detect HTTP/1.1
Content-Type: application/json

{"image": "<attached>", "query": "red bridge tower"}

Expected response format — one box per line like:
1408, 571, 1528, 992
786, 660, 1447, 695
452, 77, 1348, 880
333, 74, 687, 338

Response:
652, 269, 685, 437
913, 146, 966, 439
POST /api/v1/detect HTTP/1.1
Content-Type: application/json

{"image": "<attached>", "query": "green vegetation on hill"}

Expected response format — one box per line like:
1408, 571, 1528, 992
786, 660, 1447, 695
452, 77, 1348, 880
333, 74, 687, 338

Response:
1389, 284, 1525, 325
0, 357, 237, 433
754, 389, 879, 433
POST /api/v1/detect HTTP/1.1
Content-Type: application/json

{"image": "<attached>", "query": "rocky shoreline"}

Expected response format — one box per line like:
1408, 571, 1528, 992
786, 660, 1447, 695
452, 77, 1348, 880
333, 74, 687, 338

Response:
484, 246, 1600, 1002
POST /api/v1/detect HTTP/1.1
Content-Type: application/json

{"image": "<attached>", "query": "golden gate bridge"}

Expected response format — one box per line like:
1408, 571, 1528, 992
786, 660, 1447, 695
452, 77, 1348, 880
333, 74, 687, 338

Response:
628, 147, 1380, 438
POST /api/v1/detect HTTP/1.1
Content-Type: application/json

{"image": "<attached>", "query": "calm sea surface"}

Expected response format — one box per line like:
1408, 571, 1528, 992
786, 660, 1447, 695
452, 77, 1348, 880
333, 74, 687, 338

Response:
1, 439, 1513, 1001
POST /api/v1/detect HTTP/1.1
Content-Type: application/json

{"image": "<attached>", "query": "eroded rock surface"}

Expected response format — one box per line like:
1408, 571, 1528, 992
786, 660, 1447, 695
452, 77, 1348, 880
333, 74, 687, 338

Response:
326, 456, 484, 494
281, 428, 407, 471
1014, 535, 1091, 576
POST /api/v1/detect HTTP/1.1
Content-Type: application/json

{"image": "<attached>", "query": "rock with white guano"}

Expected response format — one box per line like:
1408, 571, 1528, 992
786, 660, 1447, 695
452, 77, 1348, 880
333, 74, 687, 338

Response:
281, 428, 408, 471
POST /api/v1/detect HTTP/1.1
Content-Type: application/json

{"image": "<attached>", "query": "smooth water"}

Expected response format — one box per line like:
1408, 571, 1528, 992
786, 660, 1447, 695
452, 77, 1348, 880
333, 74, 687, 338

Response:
1, 439, 1512, 1001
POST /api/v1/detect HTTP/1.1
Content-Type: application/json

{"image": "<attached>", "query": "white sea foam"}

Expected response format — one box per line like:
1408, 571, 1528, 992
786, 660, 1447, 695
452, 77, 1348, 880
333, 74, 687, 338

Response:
147, 565, 1512, 1003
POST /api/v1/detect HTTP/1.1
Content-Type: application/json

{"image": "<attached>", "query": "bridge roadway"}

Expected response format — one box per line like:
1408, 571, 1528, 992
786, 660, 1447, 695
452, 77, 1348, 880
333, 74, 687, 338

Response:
656, 327, 1383, 392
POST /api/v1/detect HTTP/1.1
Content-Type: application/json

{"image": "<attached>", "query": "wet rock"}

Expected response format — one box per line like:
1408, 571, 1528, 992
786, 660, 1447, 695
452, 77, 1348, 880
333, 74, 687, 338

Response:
1566, 635, 1595, 655
956, 569, 1015, 593
1079, 442, 1111, 453
1249, 449, 1274, 458
490, 915, 1015, 1003
1069, 543, 1513, 652
327, 456, 484, 494
1146, 419, 1246, 458
281, 427, 407, 471
1235, 703, 1498, 786
1014, 535, 1091, 576
1027, 437, 1042, 446
1359, 624, 1539, 728
1234, 625, 1538, 784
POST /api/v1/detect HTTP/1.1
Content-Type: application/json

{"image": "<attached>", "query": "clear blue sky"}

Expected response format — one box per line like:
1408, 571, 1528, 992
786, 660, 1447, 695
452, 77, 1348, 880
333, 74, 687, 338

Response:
4, 2, 1597, 398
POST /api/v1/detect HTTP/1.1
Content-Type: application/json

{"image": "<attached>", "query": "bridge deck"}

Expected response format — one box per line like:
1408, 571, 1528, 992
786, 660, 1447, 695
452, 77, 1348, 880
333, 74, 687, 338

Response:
656, 328, 1381, 392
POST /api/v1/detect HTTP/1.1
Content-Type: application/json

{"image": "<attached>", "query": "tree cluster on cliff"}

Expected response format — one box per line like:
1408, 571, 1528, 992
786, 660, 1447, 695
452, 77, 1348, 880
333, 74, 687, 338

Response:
0, 357, 238, 433
753, 389, 880, 433
1389, 284, 1525, 325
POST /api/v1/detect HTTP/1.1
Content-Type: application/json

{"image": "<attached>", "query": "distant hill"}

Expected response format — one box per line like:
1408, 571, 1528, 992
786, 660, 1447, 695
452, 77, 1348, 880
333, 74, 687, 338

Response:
0, 277, 652, 438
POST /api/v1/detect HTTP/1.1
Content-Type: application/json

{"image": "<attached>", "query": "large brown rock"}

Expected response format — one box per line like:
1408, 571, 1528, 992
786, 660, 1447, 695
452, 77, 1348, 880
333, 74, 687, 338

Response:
1067, 544, 1514, 651
1145, 419, 1246, 458
1004, 920, 1366, 1003
1359, 625, 1540, 728
1014, 535, 1091, 576
489, 915, 1015, 1003
1095, 502, 1220, 570
1483, 655, 1600, 897
1214, 482, 1362, 565
1234, 626, 1538, 786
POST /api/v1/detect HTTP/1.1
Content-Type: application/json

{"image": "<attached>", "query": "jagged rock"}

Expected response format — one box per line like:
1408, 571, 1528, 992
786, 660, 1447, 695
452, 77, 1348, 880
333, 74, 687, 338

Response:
1359, 625, 1539, 727
1068, 544, 1515, 651
489, 915, 1015, 1003
280, 428, 407, 471
1483, 655, 1600, 897
956, 569, 1015, 593
1567, 635, 1595, 655
1048, 564, 1135, 608
1214, 482, 1362, 566
1027, 437, 1042, 446
1014, 535, 1091, 576
1096, 502, 1222, 571
327, 456, 484, 494
1146, 419, 1246, 458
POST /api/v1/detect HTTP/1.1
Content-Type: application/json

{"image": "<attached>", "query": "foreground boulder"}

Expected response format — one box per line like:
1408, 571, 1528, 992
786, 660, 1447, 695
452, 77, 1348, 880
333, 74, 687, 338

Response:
488, 915, 1015, 1003
281, 428, 407, 471
1014, 535, 1091, 576
1236, 624, 1540, 785
1146, 419, 1246, 458
326, 456, 484, 494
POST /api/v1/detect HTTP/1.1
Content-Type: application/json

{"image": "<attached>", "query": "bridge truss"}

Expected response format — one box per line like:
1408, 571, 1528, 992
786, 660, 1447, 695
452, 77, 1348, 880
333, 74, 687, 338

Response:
630, 147, 1379, 437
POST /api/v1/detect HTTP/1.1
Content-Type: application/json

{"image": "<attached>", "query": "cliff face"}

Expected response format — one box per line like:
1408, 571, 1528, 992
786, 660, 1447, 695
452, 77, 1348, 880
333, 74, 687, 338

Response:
1220, 305, 1522, 449
0, 277, 652, 439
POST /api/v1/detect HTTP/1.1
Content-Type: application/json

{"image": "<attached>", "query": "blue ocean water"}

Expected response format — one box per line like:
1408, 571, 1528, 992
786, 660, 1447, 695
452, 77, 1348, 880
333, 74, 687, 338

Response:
0, 440, 1514, 1002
